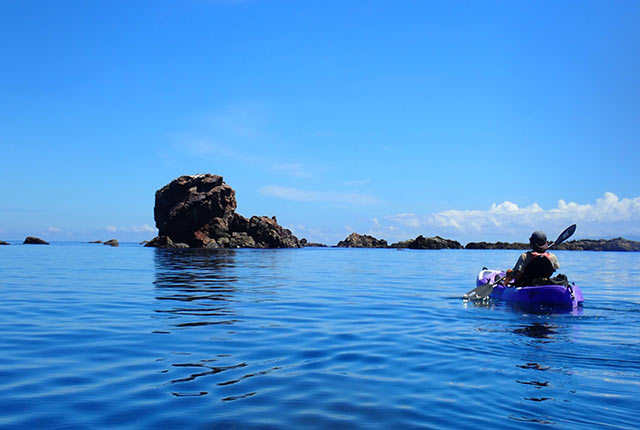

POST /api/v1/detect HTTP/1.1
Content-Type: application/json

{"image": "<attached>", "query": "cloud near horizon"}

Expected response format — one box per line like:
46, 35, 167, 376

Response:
105, 224, 156, 233
382, 192, 640, 241
261, 185, 378, 205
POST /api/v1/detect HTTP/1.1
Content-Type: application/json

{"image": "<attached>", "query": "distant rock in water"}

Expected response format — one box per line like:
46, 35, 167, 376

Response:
464, 237, 640, 251
103, 239, 119, 247
465, 241, 529, 250
555, 238, 640, 252
300, 238, 328, 247
0, 240, 9, 245
336, 233, 387, 248
147, 174, 301, 249
24, 236, 49, 245
391, 235, 463, 249
145, 236, 184, 248
88, 240, 103, 244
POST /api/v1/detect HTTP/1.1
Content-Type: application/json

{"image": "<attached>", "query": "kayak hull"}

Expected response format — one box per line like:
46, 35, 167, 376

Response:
476, 269, 584, 312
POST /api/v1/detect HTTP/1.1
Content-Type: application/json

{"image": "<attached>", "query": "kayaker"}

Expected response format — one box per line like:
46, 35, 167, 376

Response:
503, 231, 560, 286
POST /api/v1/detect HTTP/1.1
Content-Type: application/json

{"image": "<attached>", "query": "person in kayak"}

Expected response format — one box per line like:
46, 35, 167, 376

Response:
503, 230, 560, 286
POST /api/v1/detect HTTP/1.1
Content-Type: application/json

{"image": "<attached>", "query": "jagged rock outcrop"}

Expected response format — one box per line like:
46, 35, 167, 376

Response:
336, 233, 387, 248
103, 239, 119, 247
300, 238, 328, 247
24, 236, 49, 245
391, 235, 463, 249
145, 235, 188, 248
147, 174, 301, 249
465, 241, 529, 250
555, 238, 640, 252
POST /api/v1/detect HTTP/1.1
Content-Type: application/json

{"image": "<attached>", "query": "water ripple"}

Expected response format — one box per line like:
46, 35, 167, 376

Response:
0, 246, 639, 428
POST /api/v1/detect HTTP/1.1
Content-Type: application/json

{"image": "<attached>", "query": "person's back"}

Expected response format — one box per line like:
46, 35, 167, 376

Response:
504, 231, 560, 285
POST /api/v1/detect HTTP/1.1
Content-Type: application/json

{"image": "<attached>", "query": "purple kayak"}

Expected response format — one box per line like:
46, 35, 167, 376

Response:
476, 269, 584, 311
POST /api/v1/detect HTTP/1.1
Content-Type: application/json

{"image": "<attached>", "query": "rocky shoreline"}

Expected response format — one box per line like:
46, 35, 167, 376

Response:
4, 234, 637, 251
3, 174, 639, 252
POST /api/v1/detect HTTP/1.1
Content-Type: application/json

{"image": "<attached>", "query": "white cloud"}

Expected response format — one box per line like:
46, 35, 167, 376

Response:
173, 103, 319, 179
344, 179, 371, 186
272, 162, 313, 179
48, 226, 61, 232
105, 224, 156, 233
381, 192, 640, 242
132, 224, 156, 233
286, 224, 334, 244
387, 213, 421, 228
261, 185, 378, 205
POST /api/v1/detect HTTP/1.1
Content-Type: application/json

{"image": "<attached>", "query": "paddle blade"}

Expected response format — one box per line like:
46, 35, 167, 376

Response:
550, 224, 576, 248
463, 276, 504, 301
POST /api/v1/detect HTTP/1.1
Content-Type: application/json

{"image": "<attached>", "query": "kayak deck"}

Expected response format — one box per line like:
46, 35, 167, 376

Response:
476, 269, 584, 312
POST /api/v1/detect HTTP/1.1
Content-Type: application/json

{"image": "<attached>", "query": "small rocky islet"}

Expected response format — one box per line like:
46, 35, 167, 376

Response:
145, 174, 300, 249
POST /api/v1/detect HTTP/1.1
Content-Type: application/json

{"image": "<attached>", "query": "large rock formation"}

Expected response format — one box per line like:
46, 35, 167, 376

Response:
336, 233, 387, 248
24, 236, 49, 245
147, 174, 301, 248
391, 235, 463, 249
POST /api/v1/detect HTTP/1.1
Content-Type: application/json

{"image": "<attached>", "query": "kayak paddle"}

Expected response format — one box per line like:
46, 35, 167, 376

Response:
463, 274, 505, 301
463, 224, 577, 301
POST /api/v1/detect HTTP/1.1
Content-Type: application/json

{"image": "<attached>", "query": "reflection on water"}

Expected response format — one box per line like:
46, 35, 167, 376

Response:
153, 249, 239, 329
512, 322, 558, 423
153, 249, 250, 398
513, 322, 557, 339
1, 247, 639, 429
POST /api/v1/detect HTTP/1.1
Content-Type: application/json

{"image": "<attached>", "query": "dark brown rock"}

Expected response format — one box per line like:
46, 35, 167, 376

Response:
150, 174, 301, 248
246, 216, 300, 248
464, 237, 640, 251
88, 240, 103, 244
300, 238, 328, 247
555, 238, 640, 252
336, 233, 387, 248
392, 235, 462, 249
465, 241, 529, 250
0, 240, 9, 245
154, 174, 237, 247
103, 239, 119, 247
145, 235, 185, 248
24, 236, 49, 245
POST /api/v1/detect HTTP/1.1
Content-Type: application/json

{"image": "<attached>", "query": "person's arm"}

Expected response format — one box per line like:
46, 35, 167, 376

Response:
504, 252, 528, 284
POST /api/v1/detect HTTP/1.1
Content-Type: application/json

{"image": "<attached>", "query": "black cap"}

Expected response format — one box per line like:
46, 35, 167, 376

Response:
529, 231, 549, 252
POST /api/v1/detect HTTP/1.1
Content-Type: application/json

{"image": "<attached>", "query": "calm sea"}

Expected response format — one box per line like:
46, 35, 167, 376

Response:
1, 243, 639, 429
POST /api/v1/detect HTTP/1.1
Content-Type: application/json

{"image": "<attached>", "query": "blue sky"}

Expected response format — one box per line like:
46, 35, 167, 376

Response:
1, 1, 639, 244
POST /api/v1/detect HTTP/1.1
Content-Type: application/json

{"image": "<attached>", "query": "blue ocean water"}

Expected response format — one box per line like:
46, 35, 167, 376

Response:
1, 243, 639, 429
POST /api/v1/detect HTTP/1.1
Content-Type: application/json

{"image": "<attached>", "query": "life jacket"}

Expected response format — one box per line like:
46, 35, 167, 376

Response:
517, 251, 555, 286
